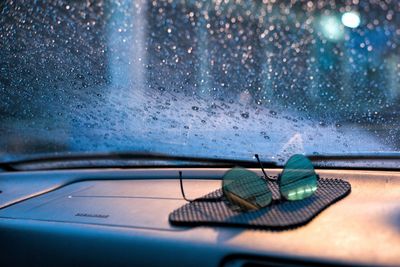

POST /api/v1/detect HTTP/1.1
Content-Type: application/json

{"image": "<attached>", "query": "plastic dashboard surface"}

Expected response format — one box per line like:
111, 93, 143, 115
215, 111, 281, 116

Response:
0, 168, 399, 267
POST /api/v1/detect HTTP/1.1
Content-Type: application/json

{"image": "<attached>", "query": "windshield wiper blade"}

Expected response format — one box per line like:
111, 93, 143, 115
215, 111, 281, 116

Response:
307, 152, 400, 161
306, 152, 400, 171
0, 152, 277, 171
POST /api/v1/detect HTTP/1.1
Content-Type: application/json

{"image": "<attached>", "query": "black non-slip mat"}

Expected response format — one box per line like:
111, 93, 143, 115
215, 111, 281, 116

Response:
169, 178, 351, 230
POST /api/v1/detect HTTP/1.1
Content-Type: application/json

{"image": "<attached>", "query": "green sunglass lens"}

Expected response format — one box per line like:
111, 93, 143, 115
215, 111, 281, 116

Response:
279, 154, 318, 201
222, 167, 272, 211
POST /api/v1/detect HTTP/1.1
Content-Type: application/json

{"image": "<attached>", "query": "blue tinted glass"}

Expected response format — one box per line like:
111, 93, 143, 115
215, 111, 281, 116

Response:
222, 167, 272, 210
279, 155, 318, 201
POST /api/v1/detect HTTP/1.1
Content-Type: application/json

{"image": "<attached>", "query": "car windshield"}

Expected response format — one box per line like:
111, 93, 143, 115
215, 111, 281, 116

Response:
0, 0, 399, 167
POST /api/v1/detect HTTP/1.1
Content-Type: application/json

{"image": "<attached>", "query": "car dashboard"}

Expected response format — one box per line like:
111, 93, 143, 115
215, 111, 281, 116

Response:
0, 168, 399, 267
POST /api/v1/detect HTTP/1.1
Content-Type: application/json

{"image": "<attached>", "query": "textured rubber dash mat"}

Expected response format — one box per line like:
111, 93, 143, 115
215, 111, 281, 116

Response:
169, 178, 351, 230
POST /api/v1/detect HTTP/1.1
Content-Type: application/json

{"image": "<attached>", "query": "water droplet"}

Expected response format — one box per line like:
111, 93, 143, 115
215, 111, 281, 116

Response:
241, 112, 249, 119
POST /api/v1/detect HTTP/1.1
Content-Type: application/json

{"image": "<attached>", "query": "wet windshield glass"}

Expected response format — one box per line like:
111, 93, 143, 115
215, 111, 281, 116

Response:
0, 0, 399, 166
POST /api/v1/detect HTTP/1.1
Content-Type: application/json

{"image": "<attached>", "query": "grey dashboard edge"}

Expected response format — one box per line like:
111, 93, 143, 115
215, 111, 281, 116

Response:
0, 167, 395, 208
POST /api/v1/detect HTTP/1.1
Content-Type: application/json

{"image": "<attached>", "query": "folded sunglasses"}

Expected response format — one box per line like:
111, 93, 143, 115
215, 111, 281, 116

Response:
179, 154, 318, 211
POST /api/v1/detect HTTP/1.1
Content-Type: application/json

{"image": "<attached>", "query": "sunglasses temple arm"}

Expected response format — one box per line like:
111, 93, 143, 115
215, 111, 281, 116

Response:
255, 154, 274, 181
179, 171, 224, 203
179, 171, 194, 203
